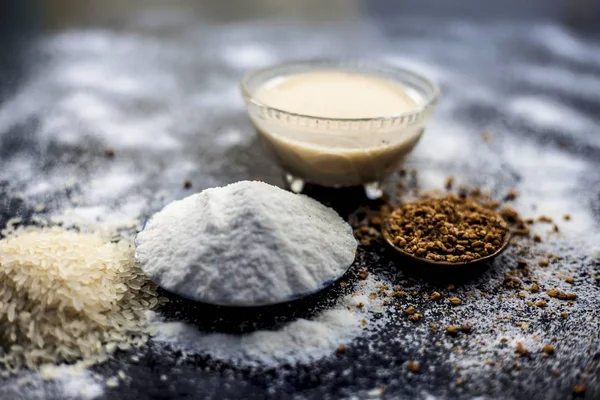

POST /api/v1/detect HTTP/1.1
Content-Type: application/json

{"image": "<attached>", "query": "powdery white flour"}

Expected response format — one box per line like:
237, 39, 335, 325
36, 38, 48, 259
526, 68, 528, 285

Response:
135, 181, 357, 306
147, 273, 392, 367
0, 365, 104, 400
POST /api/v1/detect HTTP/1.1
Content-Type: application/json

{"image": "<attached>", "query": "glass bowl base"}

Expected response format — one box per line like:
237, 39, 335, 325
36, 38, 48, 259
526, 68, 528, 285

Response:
284, 173, 383, 200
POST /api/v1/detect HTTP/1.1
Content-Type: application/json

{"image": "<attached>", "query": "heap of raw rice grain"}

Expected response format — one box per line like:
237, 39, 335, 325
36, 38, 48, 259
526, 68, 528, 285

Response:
0, 226, 165, 375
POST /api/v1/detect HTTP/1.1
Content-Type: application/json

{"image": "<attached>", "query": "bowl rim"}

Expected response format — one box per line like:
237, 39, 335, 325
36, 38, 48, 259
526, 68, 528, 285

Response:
239, 58, 441, 124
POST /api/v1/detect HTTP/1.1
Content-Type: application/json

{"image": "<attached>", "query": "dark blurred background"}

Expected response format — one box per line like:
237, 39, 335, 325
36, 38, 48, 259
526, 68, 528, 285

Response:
2, 0, 600, 32
1, 0, 599, 102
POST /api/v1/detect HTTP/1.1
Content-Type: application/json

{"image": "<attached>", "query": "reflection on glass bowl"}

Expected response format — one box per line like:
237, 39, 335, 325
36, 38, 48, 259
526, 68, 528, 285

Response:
240, 59, 440, 196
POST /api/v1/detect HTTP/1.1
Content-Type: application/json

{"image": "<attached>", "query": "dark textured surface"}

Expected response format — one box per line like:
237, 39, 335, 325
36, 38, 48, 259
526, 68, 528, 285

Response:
1, 1, 600, 399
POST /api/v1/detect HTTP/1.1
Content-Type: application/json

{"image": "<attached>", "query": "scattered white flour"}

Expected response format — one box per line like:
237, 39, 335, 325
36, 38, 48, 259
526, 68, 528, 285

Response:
514, 64, 600, 101
214, 128, 245, 147
0, 16, 599, 398
506, 96, 600, 148
530, 24, 600, 65
135, 181, 357, 306
0, 365, 104, 400
220, 43, 278, 69
148, 273, 391, 366
40, 365, 104, 400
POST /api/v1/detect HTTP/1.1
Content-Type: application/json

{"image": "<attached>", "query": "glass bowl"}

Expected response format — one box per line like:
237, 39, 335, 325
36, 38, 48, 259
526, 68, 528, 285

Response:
240, 59, 440, 198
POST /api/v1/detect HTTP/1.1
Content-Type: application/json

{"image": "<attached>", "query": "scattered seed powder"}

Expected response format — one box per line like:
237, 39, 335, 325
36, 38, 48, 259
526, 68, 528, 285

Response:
342, 138, 599, 394
0, 226, 163, 374
407, 360, 420, 373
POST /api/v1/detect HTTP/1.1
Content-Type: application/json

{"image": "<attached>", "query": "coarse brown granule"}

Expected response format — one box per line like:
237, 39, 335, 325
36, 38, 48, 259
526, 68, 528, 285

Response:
370, 215, 382, 226
430, 323, 439, 330
563, 214, 571, 221
539, 259, 550, 267
446, 325, 459, 336
537, 215, 553, 223
384, 194, 508, 263
503, 273, 522, 289
515, 342, 528, 356
547, 289, 577, 300
404, 306, 417, 315
449, 297, 462, 306
407, 360, 420, 373
500, 337, 508, 343
512, 226, 531, 236
572, 384, 585, 397
447, 284, 456, 291
560, 312, 568, 319
183, 180, 192, 189
517, 260, 528, 268
504, 189, 518, 201
368, 292, 377, 300
528, 283, 540, 293
336, 345, 346, 355
552, 224, 559, 232
565, 276, 574, 284
408, 313, 422, 322
525, 218, 535, 224
104, 147, 116, 158
533, 234, 542, 243
482, 200, 501, 210
358, 270, 369, 280
542, 344, 555, 355
430, 291, 441, 301
356, 302, 364, 309
499, 206, 519, 223
460, 325, 472, 333
445, 176, 455, 190
535, 300, 547, 308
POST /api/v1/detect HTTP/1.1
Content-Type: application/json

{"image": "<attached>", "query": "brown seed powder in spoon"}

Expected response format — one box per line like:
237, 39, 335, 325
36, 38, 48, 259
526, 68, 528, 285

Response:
385, 194, 509, 263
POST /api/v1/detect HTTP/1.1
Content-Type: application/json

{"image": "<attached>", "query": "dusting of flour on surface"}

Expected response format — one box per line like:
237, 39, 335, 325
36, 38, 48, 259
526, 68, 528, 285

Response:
148, 273, 391, 367
0, 15, 599, 399
0, 365, 104, 400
